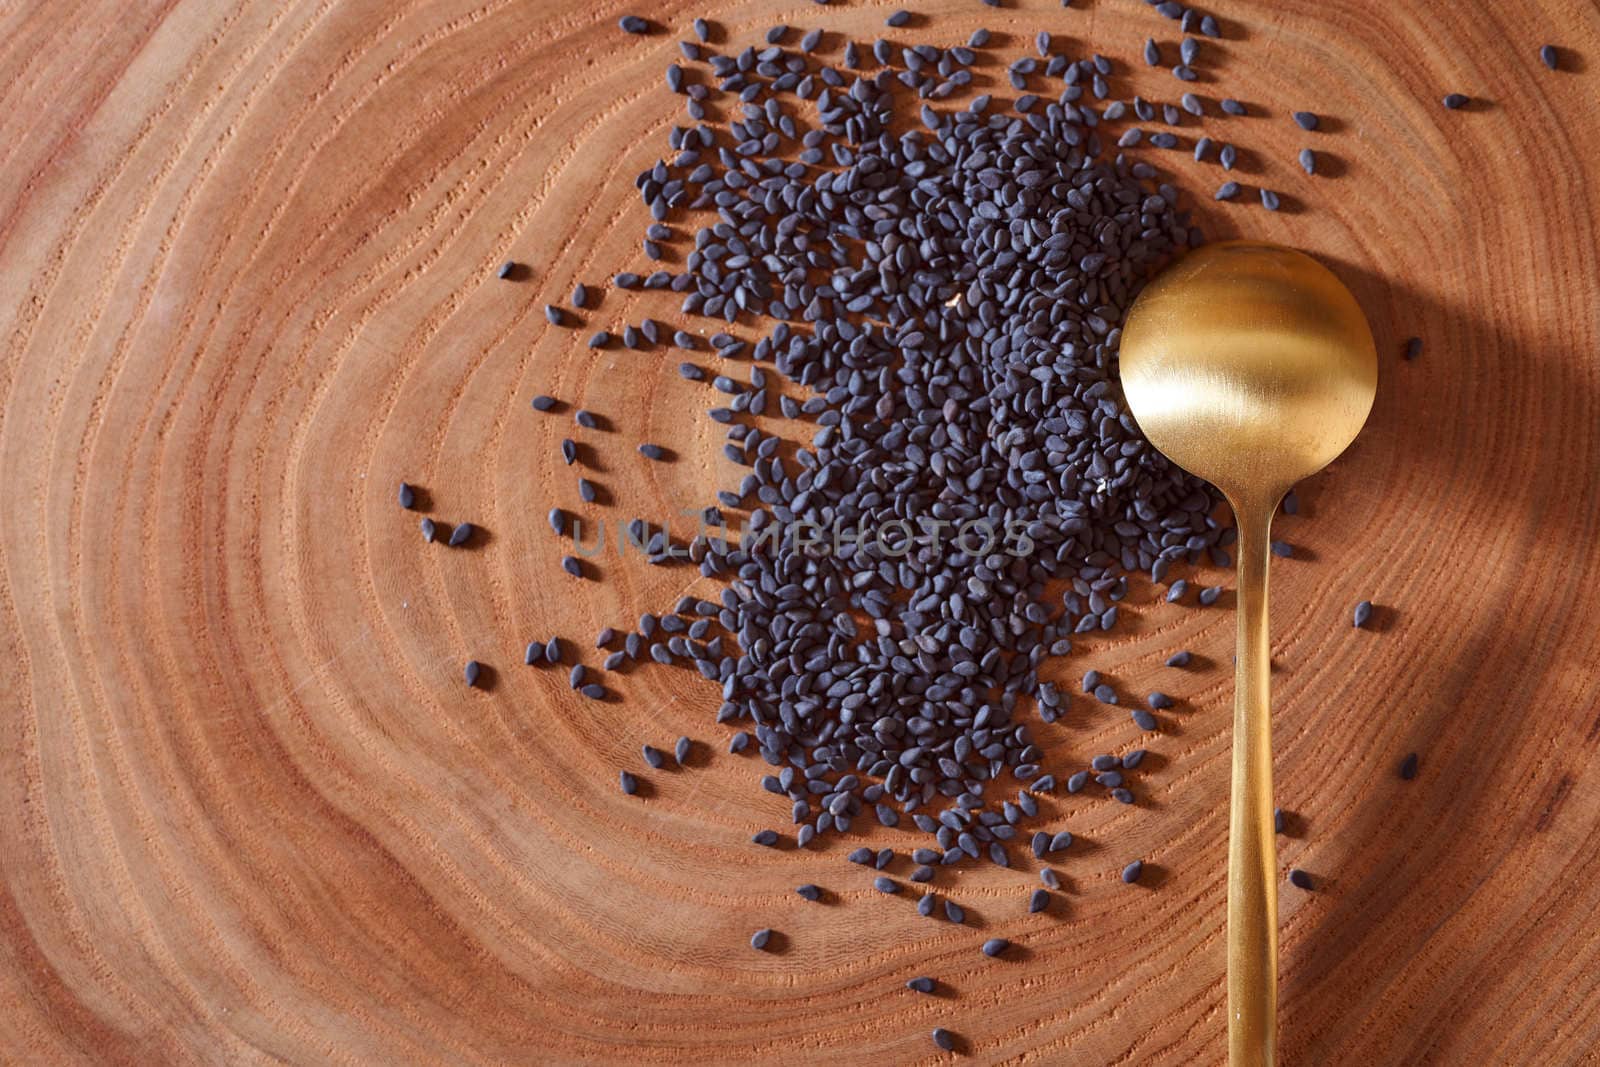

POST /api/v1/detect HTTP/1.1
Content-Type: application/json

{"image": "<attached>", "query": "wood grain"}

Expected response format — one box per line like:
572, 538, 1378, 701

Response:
2, 0, 1598, 1063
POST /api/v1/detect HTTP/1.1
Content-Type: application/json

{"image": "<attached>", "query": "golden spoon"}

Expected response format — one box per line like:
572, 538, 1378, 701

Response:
1119, 242, 1377, 1066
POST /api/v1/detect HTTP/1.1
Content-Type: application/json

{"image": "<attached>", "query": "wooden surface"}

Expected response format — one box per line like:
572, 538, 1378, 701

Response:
2, 0, 1598, 1063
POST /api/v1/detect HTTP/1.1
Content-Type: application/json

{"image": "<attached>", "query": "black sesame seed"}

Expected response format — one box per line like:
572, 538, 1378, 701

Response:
618, 15, 649, 35
1442, 93, 1469, 110
419, 518, 437, 543
398, 482, 416, 509
531, 395, 557, 411
619, 770, 638, 794
1215, 181, 1241, 201
1029, 888, 1050, 913
1260, 189, 1281, 211
1403, 337, 1423, 361
1540, 44, 1559, 71
1165, 650, 1192, 667
1292, 110, 1319, 131
1299, 148, 1317, 175
497, 260, 516, 279
1353, 600, 1374, 628
797, 884, 821, 901
464, 660, 481, 687
931, 1029, 955, 1052
1122, 860, 1144, 884
1288, 868, 1314, 890
981, 938, 1009, 957
561, 556, 583, 578
447, 522, 474, 547
1399, 752, 1419, 780
873, 876, 898, 894
750, 928, 772, 950
906, 976, 936, 994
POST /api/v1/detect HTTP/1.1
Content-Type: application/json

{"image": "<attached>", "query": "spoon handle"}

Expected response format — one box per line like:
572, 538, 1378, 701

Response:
1228, 500, 1279, 1067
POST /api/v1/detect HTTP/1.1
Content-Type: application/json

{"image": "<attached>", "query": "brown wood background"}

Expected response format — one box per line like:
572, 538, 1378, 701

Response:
2, 0, 1598, 1063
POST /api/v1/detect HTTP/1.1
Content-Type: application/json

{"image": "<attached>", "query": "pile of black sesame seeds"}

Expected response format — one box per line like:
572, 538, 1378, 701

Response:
564, 10, 1242, 863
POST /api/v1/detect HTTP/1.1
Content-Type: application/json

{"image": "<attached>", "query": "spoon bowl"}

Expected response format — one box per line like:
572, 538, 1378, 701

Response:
1120, 241, 1377, 504
1119, 241, 1377, 1067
